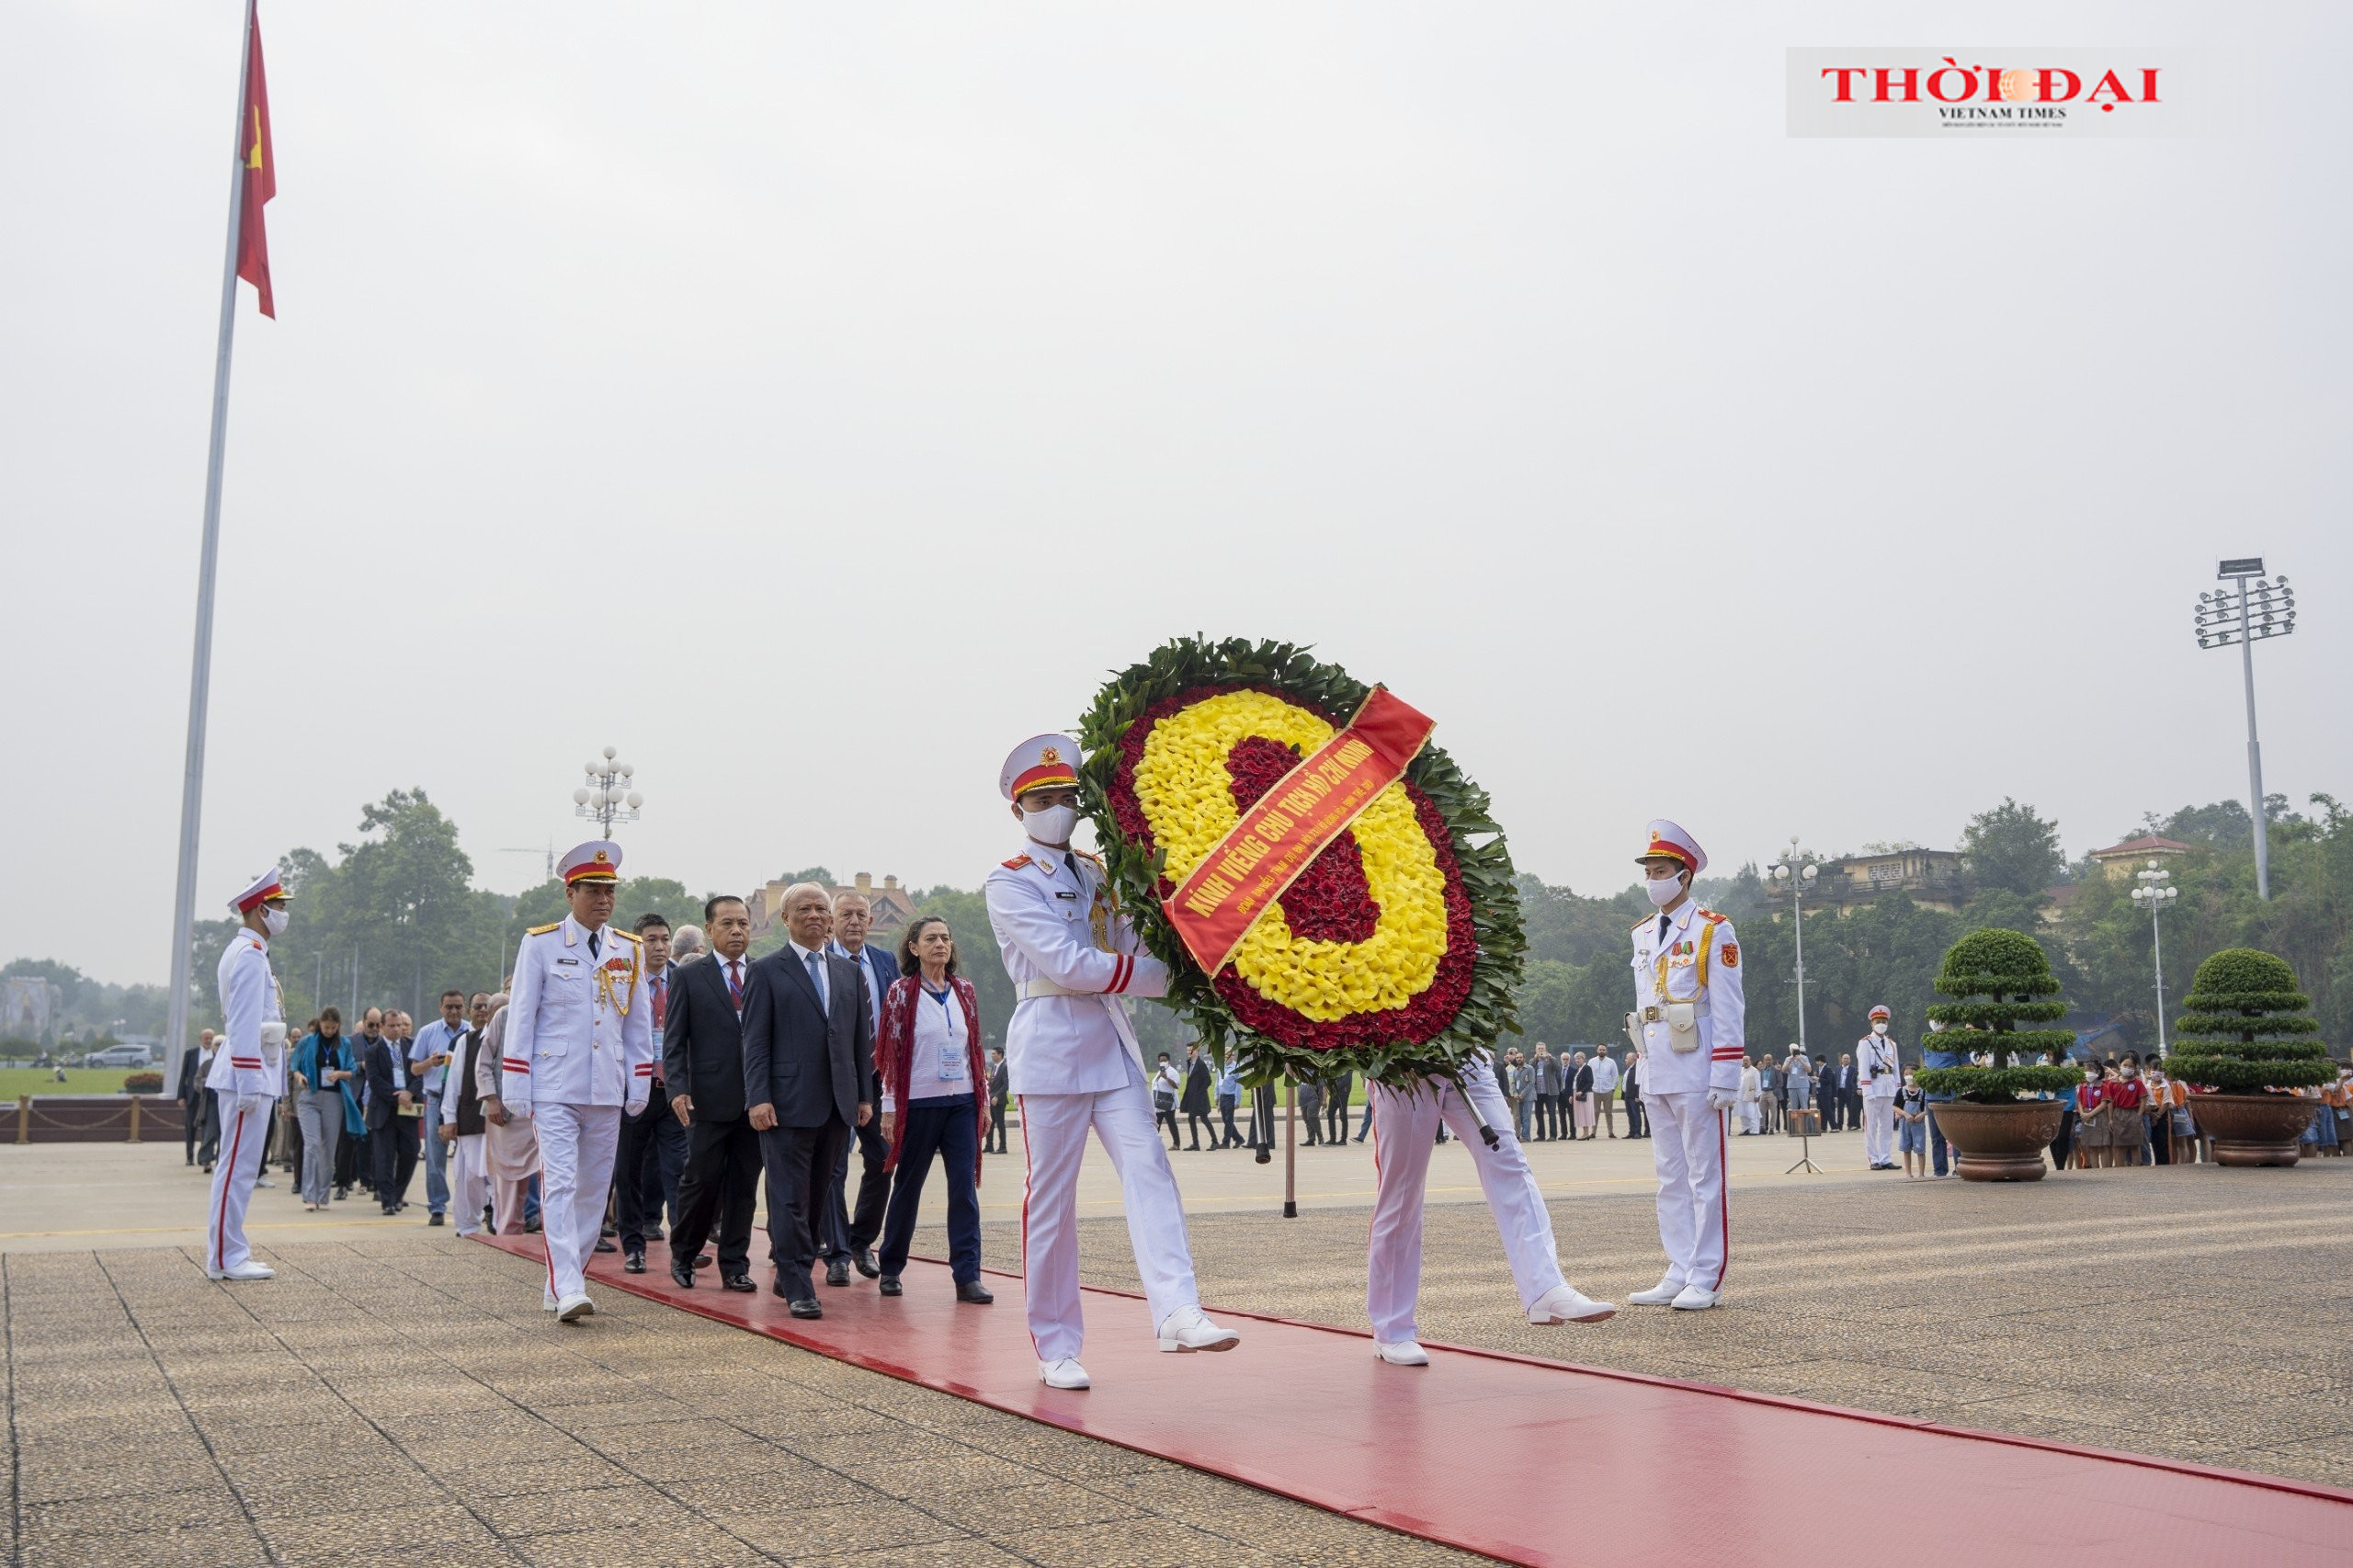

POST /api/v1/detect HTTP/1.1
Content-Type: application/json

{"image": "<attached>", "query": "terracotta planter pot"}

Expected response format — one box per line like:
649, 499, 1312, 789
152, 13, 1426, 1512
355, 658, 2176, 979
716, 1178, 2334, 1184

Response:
1928, 1098, 2067, 1182
2188, 1093, 2319, 1167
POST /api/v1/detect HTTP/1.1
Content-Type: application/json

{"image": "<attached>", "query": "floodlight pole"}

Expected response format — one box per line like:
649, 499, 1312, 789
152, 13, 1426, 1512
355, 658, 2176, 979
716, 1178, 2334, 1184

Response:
2235, 578, 2268, 900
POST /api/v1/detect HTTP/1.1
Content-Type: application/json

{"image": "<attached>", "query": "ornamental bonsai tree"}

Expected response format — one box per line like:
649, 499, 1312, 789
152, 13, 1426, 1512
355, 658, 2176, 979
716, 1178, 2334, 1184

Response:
1912, 927, 2082, 1101
2165, 949, 2335, 1094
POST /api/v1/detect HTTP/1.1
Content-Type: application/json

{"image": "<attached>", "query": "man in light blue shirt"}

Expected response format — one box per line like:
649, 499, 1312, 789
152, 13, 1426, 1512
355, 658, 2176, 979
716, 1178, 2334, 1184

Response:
1215, 1055, 1243, 1149
409, 991, 469, 1224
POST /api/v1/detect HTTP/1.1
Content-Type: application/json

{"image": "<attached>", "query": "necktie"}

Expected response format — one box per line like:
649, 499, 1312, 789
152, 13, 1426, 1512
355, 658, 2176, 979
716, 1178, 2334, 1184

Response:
1064, 852, 1081, 881
804, 951, 826, 1009
1657, 915, 1670, 948
652, 974, 668, 1032
588, 931, 602, 960
726, 960, 744, 1011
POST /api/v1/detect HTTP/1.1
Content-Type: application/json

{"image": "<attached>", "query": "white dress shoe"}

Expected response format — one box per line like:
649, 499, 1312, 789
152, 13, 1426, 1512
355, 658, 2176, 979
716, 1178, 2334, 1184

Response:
1039, 1358, 1092, 1390
1528, 1284, 1615, 1324
1628, 1278, 1685, 1306
205, 1261, 274, 1281
554, 1291, 595, 1323
1374, 1340, 1431, 1367
1156, 1305, 1241, 1353
542, 1293, 561, 1312
1670, 1285, 1721, 1311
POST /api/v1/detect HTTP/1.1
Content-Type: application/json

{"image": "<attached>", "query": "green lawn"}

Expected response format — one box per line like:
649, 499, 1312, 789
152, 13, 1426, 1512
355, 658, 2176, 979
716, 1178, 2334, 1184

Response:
0, 1068, 163, 1098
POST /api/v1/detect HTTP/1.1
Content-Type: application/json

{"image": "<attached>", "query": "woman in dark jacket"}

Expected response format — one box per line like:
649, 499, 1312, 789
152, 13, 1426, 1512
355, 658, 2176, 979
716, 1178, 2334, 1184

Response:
872, 916, 993, 1303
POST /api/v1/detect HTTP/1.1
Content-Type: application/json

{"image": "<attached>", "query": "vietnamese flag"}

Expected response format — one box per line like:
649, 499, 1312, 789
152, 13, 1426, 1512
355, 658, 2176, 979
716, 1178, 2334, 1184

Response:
236, 6, 276, 317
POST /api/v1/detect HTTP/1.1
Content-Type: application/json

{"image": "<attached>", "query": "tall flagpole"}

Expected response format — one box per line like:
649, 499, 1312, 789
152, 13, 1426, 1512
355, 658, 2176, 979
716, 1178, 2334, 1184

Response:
165, 0, 258, 1098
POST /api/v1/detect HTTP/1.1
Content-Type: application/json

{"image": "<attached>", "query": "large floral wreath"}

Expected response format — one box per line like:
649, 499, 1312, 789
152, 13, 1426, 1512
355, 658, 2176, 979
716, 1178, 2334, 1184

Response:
1078, 636, 1524, 1087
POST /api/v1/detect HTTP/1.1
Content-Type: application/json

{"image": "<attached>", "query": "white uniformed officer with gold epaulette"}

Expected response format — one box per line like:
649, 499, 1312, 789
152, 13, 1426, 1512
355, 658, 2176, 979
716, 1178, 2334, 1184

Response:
1624, 820, 1746, 1311
206, 868, 293, 1281
984, 734, 1238, 1390
501, 841, 654, 1322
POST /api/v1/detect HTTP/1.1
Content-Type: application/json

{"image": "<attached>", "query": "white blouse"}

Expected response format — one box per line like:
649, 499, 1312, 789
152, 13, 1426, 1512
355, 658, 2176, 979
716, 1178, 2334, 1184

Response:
888, 983, 972, 1109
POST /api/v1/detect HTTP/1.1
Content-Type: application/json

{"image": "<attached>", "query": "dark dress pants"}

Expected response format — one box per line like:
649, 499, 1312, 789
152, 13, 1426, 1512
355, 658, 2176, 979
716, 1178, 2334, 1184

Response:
615, 1084, 688, 1249
391, 1113, 421, 1202
1626, 1090, 1645, 1138
671, 1113, 762, 1277
369, 1120, 402, 1210
824, 1114, 890, 1258
987, 1096, 1008, 1153
877, 1094, 982, 1284
1217, 1095, 1241, 1147
760, 1116, 848, 1299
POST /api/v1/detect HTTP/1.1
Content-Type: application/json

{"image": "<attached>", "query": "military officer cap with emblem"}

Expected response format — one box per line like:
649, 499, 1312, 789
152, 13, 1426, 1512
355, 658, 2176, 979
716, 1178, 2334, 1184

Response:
1869, 1005, 1892, 1022
1636, 819, 1708, 876
1000, 734, 1082, 801
228, 867, 293, 915
559, 840, 624, 885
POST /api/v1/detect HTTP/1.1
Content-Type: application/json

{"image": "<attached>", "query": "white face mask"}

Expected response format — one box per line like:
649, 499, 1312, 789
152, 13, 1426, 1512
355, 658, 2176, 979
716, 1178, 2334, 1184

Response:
261, 906, 290, 937
1644, 875, 1683, 909
1871, 1021, 1888, 1035
1021, 804, 1078, 846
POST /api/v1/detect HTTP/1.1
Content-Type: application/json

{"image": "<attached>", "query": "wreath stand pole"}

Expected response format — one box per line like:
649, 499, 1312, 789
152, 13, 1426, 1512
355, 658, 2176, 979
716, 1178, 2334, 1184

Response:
1282, 1079, 1298, 1218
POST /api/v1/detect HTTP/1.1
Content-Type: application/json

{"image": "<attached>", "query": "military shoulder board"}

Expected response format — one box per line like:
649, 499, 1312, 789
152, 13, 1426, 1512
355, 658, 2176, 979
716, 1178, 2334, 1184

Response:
527, 921, 562, 937
1001, 854, 1034, 870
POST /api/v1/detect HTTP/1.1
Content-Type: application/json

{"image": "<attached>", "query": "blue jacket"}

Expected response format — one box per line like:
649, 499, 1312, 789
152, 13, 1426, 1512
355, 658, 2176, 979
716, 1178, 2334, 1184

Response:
1919, 1034, 1966, 1103
293, 1031, 366, 1137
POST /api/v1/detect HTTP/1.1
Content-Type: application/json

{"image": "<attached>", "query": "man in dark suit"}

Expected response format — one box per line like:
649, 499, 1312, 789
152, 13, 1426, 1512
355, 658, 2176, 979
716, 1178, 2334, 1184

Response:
358, 1017, 412, 1215
986, 1049, 1009, 1154
664, 896, 762, 1292
612, 913, 689, 1273
1826, 1053, 1857, 1131
823, 889, 898, 1284
179, 1036, 209, 1165
743, 883, 874, 1318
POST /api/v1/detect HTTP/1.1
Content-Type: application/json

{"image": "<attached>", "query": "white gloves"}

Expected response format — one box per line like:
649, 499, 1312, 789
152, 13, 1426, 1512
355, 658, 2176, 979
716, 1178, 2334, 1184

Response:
1706, 1090, 1738, 1111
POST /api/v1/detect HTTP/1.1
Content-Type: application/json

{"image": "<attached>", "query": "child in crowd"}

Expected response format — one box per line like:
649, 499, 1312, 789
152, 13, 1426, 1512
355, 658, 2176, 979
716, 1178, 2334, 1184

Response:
1895, 1070, 1928, 1179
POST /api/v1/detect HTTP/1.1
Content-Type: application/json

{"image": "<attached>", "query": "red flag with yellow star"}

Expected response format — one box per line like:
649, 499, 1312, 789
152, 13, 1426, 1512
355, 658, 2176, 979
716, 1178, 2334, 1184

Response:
235, 6, 276, 317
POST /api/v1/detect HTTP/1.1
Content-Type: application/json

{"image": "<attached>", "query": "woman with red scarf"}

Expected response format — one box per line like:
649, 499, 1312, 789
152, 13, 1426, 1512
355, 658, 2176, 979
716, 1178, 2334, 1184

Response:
873, 915, 994, 1303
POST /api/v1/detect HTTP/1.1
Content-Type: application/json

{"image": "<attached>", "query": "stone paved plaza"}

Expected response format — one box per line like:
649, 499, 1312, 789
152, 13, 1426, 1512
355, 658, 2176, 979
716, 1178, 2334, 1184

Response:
4, 1143, 2349, 1564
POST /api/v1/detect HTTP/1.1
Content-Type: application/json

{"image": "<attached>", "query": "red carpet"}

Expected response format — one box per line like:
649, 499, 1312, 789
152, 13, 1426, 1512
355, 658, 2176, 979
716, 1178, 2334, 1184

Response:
483, 1236, 2353, 1565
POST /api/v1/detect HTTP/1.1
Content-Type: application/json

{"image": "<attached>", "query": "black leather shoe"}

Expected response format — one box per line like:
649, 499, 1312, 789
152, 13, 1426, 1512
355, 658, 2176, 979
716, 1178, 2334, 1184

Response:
594, 1238, 617, 1254
669, 1260, 695, 1290
825, 1258, 850, 1287
852, 1247, 880, 1279
695, 1252, 713, 1268
427, 1212, 445, 1227
623, 1248, 646, 1274
722, 1273, 756, 1293
956, 1280, 995, 1305
771, 1274, 790, 1298
878, 1275, 903, 1297
790, 1298, 824, 1320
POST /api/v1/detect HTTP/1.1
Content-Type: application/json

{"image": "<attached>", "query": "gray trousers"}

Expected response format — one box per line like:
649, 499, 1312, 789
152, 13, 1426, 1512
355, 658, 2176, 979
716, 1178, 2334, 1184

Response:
296, 1090, 343, 1206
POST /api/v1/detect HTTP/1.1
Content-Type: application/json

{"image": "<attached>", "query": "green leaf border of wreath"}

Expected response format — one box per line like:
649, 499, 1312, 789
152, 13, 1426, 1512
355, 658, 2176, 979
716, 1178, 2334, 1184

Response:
1077, 634, 1527, 1090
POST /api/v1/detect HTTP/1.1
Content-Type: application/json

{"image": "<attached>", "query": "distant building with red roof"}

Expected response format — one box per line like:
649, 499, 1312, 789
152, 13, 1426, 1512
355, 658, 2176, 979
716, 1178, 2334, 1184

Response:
2088, 835, 2191, 882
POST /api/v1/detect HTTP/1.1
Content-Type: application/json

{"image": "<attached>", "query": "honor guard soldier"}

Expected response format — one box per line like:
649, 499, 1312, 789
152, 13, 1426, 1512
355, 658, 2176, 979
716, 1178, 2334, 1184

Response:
984, 734, 1238, 1390
207, 869, 293, 1281
502, 841, 654, 1322
1624, 821, 1746, 1311
1366, 1054, 1616, 1367
1859, 1005, 1902, 1170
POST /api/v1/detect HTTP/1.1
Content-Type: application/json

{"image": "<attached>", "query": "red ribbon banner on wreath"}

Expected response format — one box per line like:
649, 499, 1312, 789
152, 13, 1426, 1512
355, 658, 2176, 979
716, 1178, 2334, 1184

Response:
1162, 687, 1437, 976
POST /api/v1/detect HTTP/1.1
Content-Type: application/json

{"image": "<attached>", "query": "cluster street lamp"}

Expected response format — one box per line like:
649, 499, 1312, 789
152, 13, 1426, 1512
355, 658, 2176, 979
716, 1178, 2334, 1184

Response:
2129, 860, 2179, 1056
2194, 558, 2296, 899
1769, 838, 1824, 1056
574, 746, 644, 835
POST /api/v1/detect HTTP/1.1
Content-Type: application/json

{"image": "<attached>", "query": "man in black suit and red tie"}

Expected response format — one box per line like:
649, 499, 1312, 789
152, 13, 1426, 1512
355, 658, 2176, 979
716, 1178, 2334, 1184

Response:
613, 913, 688, 1273
742, 883, 874, 1319
664, 896, 764, 1293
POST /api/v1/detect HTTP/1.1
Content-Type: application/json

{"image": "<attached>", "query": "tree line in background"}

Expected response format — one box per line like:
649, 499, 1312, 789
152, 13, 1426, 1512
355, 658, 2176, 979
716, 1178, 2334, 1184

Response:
8, 788, 2348, 1066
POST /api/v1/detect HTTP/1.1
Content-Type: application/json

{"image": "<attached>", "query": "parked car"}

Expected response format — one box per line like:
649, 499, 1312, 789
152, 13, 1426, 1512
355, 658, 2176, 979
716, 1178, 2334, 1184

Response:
82, 1044, 153, 1069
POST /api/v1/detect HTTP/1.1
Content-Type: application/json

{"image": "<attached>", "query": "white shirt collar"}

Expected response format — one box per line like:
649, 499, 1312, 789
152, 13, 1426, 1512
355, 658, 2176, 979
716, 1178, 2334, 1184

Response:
788, 938, 825, 966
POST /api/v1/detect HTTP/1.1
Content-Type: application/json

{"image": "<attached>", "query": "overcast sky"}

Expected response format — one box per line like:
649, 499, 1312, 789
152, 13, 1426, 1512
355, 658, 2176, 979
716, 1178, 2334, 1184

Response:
5, 3, 2346, 983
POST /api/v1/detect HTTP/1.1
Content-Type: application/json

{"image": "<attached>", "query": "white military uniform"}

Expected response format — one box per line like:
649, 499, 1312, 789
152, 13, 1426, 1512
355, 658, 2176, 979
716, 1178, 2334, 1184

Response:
1367, 1053, 1580, 1345
988, 842, 1211, 1362
502, 887, 654, 1310
1858, 1021, 1902, 1167
1628, 822, 1746, 1301
207, 879, 289, 1278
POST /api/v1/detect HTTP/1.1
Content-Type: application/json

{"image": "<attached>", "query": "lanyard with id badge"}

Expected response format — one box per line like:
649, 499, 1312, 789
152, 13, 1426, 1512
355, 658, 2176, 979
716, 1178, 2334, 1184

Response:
926, 984, 964, 1082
